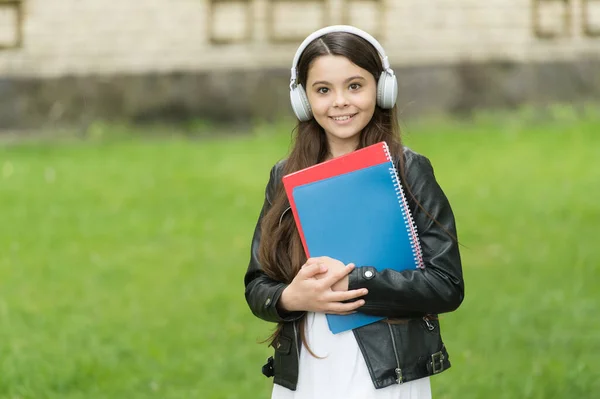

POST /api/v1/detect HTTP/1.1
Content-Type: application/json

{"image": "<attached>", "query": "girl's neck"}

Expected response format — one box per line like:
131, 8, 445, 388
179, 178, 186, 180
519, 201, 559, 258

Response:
325, 138, 359, 161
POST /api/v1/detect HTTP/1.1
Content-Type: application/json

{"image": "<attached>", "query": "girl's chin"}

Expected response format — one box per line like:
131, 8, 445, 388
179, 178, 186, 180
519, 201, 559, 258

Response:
325, 129, 362, 141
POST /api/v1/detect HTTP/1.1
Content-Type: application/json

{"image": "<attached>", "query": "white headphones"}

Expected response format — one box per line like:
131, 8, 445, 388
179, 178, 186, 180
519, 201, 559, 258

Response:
289, 25, 398, 122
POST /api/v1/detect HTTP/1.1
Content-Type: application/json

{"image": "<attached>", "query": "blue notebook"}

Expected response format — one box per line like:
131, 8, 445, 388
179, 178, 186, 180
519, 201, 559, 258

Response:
292, 161, 423, 334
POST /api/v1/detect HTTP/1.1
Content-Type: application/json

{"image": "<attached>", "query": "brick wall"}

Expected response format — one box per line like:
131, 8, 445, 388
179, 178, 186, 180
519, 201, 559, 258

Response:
0, 0, 599, 77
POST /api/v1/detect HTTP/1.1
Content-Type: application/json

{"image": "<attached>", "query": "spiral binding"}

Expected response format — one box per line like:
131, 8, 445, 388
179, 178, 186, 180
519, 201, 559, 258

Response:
382, 142, 425, 269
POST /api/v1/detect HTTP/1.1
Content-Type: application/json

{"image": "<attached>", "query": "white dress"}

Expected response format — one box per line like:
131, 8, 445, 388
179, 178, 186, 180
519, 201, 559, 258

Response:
271, 312, 432, 399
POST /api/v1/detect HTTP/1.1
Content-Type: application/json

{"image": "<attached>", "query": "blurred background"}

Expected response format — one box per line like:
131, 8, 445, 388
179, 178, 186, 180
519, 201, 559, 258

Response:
0, 1, 599, 398
0, 0, 599, 128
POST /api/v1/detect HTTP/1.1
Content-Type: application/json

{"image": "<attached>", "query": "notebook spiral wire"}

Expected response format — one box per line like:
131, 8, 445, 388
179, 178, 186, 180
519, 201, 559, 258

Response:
382, 143, 425, 269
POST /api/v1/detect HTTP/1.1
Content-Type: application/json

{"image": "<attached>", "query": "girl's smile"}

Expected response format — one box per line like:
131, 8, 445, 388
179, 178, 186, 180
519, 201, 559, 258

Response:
329, 113, 358, 124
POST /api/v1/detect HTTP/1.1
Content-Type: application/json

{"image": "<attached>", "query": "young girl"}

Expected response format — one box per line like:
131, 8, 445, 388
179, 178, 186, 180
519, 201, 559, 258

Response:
244, 25, 464, 399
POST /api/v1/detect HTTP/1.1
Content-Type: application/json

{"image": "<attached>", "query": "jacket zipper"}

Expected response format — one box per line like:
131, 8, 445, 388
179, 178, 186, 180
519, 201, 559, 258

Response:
423, 316, 435, 331
293, 320, 300, 364
387, 323, 403, 384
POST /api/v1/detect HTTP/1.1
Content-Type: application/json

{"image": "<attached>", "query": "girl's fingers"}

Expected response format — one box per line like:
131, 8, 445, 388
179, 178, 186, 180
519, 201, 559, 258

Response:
328, 308, 359, 315
321, 262, 355, 286
332, 311, 358, 316
329, 288, 368, 303
302, 257, 327, 269
326, 299, 365, 314
298, 262, 326, 278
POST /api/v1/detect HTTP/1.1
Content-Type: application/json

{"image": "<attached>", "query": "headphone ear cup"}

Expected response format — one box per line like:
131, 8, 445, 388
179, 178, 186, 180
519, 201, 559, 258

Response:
376, 71, 398, 109
290, 84, 312, 122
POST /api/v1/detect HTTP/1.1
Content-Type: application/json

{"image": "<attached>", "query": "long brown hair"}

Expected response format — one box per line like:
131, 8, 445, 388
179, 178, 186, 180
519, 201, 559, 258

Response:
258, 32, 405, 355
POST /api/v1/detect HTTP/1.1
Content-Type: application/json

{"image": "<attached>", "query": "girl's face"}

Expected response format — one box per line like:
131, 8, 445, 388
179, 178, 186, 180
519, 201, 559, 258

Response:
305, 55, 377, 154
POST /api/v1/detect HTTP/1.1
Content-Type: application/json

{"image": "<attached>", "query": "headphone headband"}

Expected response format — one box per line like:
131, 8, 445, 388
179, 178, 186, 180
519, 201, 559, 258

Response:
290, 25, 391, 88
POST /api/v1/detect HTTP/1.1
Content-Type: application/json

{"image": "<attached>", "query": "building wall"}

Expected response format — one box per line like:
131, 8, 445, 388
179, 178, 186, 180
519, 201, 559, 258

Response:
0, 0, 599, 128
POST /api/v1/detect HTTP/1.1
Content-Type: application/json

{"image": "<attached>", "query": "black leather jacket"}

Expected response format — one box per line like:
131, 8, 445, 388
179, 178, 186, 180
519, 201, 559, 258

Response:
244, 147, 465, 391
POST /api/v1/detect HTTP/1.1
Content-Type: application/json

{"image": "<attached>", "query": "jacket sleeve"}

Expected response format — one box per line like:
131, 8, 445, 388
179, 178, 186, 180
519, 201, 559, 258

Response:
244, 163, 305, 323
347, 151, 465, 317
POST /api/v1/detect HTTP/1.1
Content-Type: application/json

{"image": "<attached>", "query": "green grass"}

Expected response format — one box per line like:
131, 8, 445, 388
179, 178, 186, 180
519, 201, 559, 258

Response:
1, 105, 599, 398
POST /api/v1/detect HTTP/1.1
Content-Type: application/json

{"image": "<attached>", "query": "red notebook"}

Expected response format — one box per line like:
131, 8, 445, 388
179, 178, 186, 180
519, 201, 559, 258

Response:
282, 142, 391, 257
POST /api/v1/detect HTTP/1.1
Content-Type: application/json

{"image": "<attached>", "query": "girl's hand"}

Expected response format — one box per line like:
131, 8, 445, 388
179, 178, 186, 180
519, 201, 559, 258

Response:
279, 259, 367, 315
300, 256, 352, 291
308, 256, 351, 292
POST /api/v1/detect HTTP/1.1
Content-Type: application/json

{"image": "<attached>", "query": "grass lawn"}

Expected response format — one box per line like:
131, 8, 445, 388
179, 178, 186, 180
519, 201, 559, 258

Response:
1, 105, 599, 398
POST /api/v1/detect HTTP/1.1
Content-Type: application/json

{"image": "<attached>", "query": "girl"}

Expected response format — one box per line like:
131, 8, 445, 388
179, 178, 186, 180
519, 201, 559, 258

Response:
244, 25, 464, 399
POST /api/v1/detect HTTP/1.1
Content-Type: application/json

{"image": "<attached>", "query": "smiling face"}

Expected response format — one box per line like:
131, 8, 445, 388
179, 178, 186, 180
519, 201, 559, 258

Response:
305, 55, 377, 157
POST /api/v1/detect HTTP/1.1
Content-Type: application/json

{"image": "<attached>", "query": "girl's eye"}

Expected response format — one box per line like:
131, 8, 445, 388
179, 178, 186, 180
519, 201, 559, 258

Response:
349, 83, 361, 90
317, 87, 329, 94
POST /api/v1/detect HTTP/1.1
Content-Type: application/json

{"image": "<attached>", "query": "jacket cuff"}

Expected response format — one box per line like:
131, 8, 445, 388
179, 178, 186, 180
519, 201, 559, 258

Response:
271, 284, 305, 322
348, 266, 377, 291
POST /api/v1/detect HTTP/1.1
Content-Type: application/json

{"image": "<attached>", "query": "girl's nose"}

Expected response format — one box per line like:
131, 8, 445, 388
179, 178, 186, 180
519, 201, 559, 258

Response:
333, 91, 349, 108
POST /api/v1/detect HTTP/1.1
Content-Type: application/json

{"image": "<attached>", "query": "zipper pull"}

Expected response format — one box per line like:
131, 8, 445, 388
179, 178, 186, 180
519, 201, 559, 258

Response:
395, 368, 403, 384
423, 316, 435, 331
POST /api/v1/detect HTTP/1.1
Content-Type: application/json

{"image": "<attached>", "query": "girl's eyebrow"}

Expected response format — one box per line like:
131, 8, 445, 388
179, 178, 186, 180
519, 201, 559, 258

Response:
311, 75, 366, 87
